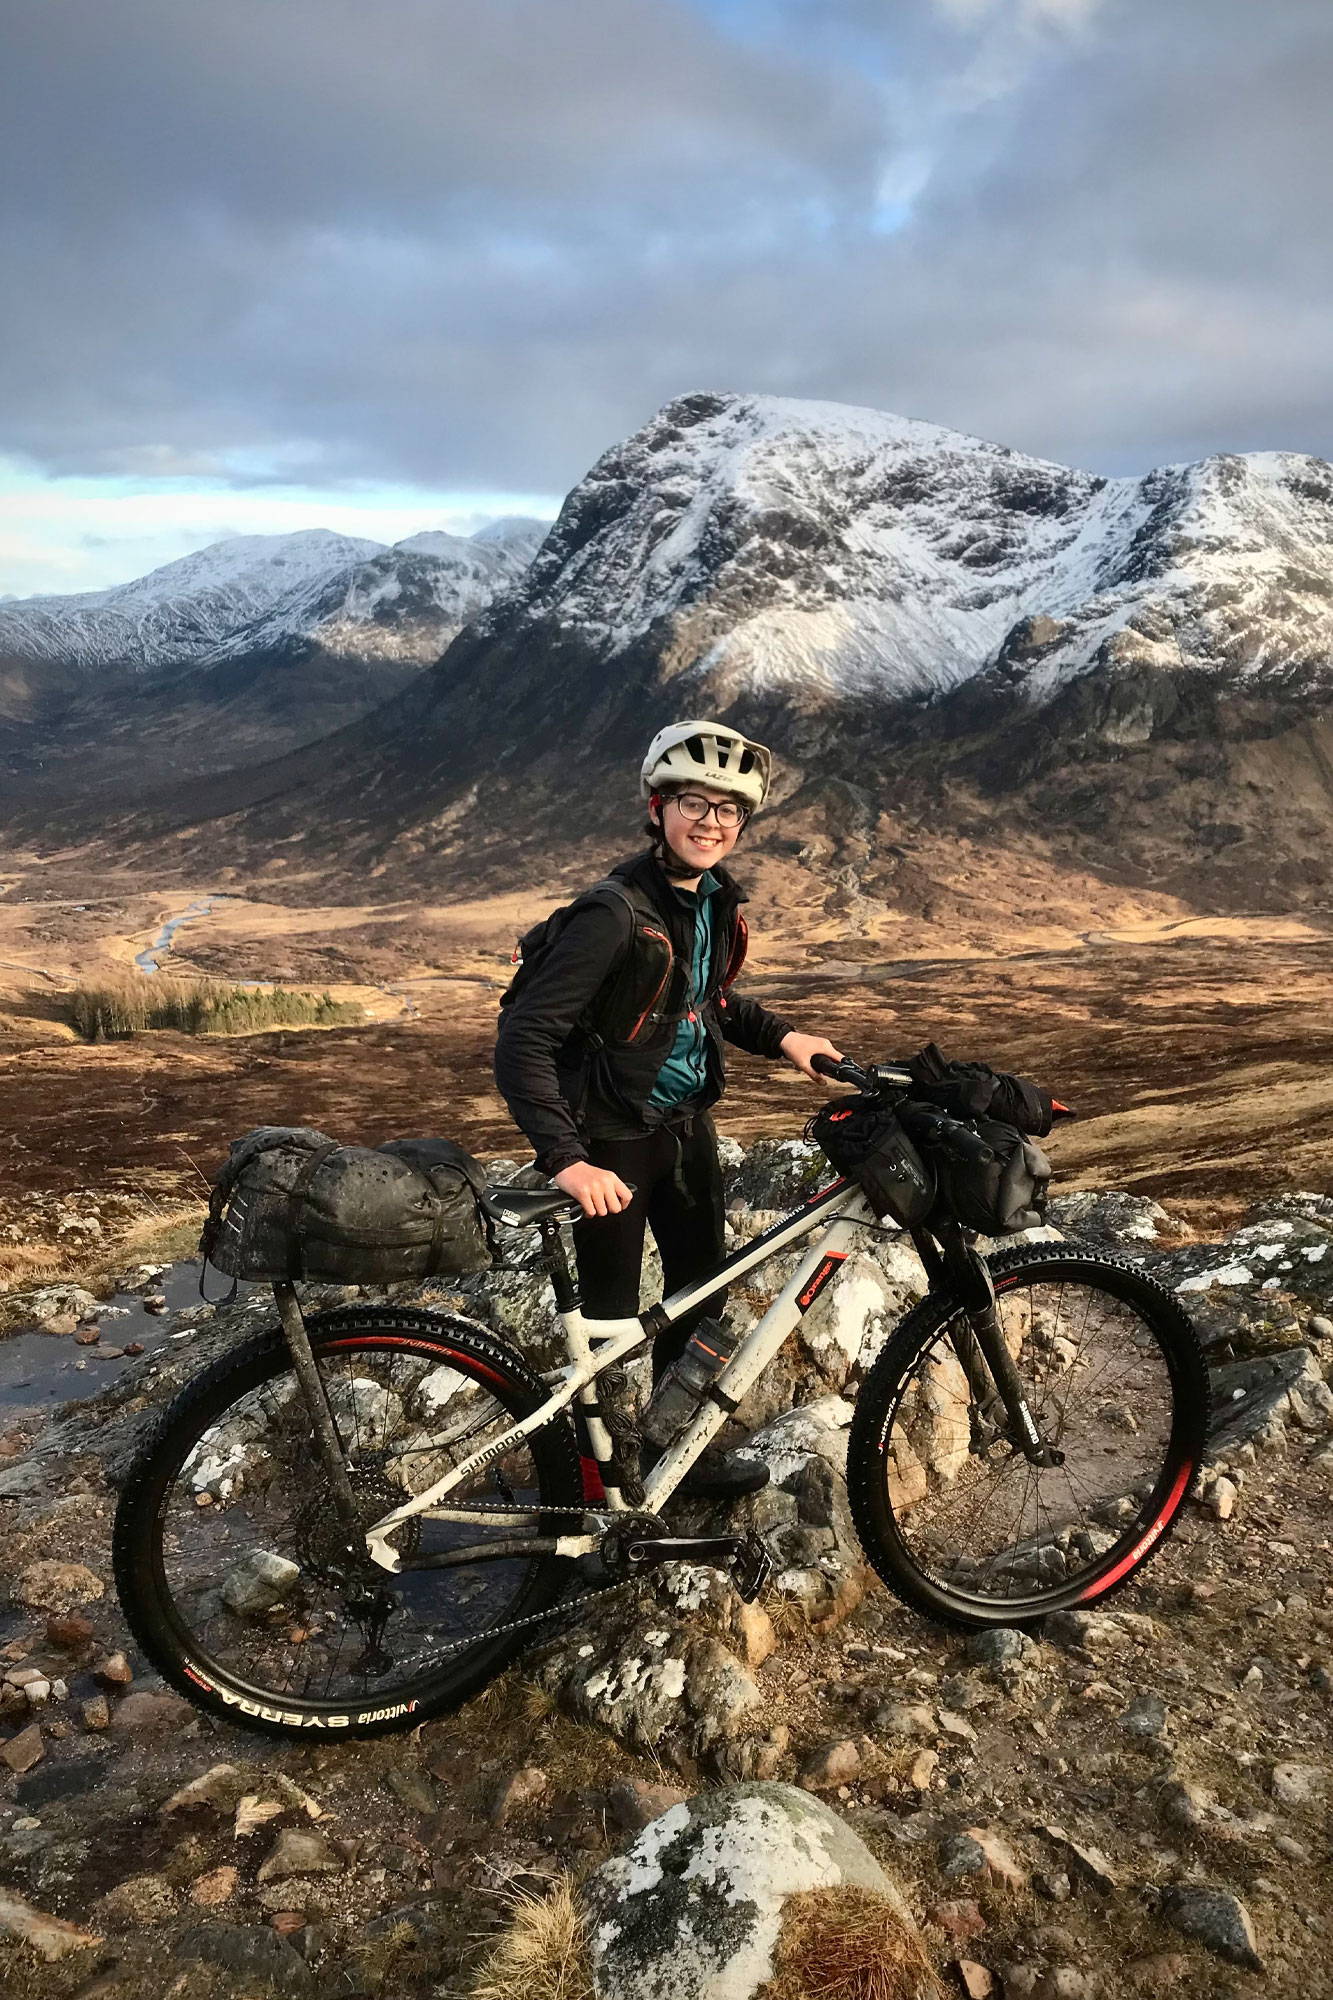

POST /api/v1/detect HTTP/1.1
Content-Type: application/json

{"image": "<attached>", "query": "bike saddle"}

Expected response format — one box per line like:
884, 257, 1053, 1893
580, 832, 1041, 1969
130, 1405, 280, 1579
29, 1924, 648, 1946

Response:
481, 1185, 585, 1228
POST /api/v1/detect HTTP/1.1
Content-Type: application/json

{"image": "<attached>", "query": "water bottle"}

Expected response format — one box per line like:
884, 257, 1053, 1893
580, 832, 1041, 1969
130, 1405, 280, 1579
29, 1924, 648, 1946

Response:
640, 1317, 739, 1448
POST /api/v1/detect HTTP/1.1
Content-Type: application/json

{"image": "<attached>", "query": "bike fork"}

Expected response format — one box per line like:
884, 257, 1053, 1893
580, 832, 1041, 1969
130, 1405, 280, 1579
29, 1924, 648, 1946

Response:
937, 1237, 1064, 1468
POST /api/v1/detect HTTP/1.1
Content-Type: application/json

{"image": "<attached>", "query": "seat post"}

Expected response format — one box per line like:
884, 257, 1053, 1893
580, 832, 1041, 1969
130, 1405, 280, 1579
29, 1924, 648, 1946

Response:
538, 1218, 580, 1314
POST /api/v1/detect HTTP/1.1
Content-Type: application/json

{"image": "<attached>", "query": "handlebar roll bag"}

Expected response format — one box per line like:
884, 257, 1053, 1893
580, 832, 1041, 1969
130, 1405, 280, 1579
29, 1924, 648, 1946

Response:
807, 1096, 936, 1227
921, 1116, 1052, 1236
200, 1127, 492, 1283
907, 1042, 1054, 1137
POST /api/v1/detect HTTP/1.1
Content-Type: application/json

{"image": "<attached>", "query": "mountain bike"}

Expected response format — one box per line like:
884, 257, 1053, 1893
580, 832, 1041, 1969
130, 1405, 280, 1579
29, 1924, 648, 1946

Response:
113, 1056, 1209, 1739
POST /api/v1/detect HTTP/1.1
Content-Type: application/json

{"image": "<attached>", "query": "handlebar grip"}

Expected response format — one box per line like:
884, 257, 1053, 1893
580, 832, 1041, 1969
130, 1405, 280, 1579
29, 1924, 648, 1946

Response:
810, 1053, 844, 1078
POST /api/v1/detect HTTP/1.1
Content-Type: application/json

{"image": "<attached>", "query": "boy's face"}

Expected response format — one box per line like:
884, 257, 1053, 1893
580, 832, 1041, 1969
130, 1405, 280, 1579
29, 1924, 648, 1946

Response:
655, 783, 746, 875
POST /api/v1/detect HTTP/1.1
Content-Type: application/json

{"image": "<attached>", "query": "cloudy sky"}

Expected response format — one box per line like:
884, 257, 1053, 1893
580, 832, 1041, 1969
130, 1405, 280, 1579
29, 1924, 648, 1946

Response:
3, 0, 1331, 595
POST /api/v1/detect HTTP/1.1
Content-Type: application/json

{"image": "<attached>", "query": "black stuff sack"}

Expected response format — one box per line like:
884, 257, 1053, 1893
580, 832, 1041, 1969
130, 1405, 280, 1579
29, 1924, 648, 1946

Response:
200, 1127, 492, 1285
906, 1042, 1054, 1137
807, 1095, 936, 1228
911, 1114, 1052, 1237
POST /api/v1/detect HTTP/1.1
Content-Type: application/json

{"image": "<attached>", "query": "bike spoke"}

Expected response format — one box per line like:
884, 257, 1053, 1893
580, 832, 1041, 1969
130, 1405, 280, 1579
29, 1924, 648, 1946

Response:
150, 1335, 559, 1709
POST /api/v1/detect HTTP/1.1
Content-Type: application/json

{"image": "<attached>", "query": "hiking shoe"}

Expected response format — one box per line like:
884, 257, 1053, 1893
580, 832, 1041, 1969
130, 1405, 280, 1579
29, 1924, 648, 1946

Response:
642, 1440, 770, 1500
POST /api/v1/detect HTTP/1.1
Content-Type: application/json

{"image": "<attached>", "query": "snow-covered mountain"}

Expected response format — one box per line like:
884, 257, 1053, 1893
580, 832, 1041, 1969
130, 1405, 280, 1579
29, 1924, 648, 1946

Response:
500, 393, 1333, 712
0, 519, 548, 679
7, 395, 1331, 910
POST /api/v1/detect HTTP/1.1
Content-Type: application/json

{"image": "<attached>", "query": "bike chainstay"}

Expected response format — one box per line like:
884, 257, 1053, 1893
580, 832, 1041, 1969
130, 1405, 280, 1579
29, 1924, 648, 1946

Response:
370, 1496, 634, 1671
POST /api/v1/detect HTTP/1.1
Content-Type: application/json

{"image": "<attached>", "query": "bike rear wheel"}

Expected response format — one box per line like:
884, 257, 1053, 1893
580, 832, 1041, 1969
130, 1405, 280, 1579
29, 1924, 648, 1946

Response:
113, 1307, 582, 1737
847, 1247, 1209, 1627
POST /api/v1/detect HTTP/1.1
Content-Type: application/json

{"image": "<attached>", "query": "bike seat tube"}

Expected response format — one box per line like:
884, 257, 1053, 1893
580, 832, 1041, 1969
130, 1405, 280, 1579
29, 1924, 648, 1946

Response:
539, 1219, 581, 1314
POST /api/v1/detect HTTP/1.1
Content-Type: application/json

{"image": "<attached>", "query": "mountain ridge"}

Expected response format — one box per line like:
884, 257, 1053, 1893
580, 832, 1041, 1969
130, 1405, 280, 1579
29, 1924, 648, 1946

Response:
0, 517, 549, 680
4, 394, 1330, 911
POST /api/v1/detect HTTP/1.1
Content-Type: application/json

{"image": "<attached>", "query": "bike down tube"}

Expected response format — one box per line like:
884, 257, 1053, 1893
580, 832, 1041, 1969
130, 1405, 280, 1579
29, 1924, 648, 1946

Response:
642, 1194, 873, 1514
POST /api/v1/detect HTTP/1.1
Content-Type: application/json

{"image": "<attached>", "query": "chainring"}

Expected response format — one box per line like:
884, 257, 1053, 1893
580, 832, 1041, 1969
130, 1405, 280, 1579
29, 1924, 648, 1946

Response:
598, 1511, 668, 1579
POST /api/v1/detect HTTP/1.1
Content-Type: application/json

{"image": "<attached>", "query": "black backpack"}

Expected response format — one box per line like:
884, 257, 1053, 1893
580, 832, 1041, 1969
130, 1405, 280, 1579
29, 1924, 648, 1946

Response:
499, 877, 747, 1051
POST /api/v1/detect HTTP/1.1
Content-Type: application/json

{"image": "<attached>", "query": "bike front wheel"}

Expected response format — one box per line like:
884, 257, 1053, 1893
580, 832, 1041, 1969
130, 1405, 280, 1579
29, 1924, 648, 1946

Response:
113, 1307, 583, 1737
847, 1247, 1209, 1628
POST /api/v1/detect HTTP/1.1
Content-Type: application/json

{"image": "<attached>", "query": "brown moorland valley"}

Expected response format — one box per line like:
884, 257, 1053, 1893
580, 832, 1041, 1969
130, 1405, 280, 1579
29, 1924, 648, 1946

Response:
1, 824, 1330, 1277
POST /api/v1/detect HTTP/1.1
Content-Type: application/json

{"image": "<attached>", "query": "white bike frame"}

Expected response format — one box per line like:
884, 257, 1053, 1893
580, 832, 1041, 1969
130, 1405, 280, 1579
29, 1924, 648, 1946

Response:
363, 1176, 881, 1571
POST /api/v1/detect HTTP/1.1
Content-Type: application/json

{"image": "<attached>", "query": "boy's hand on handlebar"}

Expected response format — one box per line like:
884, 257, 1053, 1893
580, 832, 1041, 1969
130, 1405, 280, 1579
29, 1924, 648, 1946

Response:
780, 1032, 845, 1082
553, 1162, 636, 1218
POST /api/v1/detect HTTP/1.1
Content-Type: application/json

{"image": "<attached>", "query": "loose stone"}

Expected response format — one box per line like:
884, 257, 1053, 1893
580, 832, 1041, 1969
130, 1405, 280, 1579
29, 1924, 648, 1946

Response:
1161, 1884, 1262, 1969
1, 1724, 44, 1774
1121, 1692, 1168, 1737
799, 1738, 862, 1789
491, 1765, 549, 1824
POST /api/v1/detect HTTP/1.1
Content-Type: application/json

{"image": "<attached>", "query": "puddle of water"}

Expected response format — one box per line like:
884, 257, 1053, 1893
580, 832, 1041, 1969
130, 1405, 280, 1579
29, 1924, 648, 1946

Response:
0, 1261, 252, 1413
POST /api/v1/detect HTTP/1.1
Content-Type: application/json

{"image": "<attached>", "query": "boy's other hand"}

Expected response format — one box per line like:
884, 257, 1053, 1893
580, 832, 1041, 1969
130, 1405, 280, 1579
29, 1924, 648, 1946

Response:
553, 1162, 636, 1218
780, 1032, 845, 1082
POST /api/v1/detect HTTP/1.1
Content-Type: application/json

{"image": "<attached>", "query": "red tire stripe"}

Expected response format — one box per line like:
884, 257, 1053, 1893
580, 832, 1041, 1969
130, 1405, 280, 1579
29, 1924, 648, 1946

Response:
1076, 1458, 1194, 1600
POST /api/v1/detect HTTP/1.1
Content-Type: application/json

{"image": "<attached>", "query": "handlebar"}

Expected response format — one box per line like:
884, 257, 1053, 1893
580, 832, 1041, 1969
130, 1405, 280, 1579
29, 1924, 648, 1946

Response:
810, 1049, 1075, 1152
811, 1053, 913, 1091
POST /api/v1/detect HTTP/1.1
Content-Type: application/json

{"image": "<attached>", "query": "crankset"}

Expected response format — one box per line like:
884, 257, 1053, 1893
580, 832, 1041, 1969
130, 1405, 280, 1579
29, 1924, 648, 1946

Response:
599, 1516, 774, 1603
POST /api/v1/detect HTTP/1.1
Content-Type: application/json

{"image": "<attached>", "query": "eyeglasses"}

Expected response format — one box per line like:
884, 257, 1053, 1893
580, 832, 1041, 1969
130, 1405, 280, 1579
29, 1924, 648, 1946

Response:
671, 792, 748, 828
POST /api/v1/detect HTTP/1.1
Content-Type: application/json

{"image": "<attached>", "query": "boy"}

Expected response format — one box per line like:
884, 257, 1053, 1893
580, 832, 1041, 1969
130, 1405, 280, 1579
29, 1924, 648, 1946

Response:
494, 721, 842, 1495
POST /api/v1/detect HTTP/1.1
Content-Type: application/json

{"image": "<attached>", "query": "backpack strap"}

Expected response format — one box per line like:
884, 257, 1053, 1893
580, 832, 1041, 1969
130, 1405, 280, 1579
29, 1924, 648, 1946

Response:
567, 879, 658, 1052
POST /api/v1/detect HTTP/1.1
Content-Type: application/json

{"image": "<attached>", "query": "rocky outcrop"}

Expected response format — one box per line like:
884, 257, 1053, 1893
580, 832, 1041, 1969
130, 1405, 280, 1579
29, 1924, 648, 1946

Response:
583, 1783, 931, 2000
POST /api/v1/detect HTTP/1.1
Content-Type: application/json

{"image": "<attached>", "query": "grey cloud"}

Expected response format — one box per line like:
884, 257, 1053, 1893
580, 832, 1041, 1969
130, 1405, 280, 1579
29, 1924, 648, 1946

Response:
2, 0, 1332, 500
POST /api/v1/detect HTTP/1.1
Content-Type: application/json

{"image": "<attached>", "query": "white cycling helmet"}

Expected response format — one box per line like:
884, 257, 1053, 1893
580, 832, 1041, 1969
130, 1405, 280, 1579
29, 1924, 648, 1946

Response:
640, 719, 772, 810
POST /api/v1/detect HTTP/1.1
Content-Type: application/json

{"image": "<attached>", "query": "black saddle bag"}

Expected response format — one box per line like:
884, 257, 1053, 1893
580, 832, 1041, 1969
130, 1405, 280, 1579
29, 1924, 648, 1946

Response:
200, 1127, 492, 1284
806, 1095, 936, 1228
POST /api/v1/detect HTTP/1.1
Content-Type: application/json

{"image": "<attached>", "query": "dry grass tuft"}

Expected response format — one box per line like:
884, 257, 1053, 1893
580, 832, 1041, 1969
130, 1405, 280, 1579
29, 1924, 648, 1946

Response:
0, 1201, 208, 1331
468, 1876, 594, 2000
761, 1886, 947, 2000
64, 974, 362, 1041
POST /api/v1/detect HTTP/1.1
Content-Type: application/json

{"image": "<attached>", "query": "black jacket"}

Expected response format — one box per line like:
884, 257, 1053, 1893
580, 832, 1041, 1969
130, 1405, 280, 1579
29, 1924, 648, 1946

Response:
493, 850, 795, 1175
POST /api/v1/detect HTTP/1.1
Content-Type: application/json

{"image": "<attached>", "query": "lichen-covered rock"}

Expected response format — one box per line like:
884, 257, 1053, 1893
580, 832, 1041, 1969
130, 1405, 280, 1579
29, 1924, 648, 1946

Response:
584, 1782, 918, 2000
533, 1591, 762, 1773
13, 1561, 105, 1613
1048, 1191, 1170, 1249
724, 1138, 827, 1213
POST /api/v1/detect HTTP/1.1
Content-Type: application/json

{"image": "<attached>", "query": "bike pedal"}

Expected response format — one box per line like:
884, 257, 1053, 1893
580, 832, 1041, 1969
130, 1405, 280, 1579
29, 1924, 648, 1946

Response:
730, 1533, 773, 1604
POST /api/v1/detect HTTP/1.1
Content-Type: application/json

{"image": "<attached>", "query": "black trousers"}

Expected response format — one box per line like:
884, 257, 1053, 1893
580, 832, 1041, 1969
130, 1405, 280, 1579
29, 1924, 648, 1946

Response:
573, 1115, 726, 1386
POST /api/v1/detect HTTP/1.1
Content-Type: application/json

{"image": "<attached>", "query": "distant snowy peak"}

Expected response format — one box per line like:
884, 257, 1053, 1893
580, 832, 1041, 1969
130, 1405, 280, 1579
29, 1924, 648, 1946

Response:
507, 392, 1333, 707
0, 521, 547, 676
